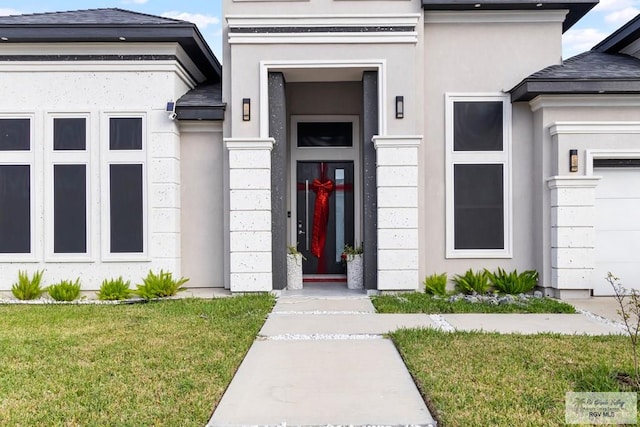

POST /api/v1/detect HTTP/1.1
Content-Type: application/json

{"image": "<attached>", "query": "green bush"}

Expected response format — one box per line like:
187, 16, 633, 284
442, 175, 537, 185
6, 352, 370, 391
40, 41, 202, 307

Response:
48, 279, 81, 302
423, 273, 448, 296
452, 269, 490, 294
134, 270, 189, 300
486, 268, 538, 294
11, 270, 46, 300
97, 277, 132, 301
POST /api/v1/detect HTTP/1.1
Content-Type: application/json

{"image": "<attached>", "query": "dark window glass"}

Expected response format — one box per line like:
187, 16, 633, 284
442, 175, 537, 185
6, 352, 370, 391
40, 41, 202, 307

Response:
110, 118, 142, 150
454, 164, 504, 250
54, 165, 87, 253
110, 164, 143, 253
54, 118, 86, 151
0, 165, 30, 253
297, 122, 353, 147
0, 119, 30, 151
454, 101, 503, 151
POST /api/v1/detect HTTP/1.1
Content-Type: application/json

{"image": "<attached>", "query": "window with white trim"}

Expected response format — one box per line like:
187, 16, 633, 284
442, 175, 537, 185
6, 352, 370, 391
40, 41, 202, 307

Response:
445, 94, 512, 258
102, 116, 146, 258
0, 117, 34, 257
47, 116, 90, 258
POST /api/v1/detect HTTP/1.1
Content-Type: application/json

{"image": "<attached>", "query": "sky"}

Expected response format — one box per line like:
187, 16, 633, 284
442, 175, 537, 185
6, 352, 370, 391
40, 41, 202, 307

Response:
0, 0, 639, 59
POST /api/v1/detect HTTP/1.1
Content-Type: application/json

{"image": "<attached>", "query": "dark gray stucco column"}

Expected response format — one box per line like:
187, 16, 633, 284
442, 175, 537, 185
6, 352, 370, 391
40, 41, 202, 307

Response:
362, 71, 378, 290
269, 72, 287, 290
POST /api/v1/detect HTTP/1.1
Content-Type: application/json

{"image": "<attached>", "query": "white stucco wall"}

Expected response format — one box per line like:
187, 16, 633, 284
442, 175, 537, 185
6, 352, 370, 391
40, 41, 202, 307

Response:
0, 44, 200, 291
422, 13, 565, 284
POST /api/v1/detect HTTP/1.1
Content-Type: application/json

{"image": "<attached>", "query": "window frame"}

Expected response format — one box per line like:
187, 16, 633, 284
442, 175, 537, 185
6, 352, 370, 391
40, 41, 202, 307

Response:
100, 113, 149, 261
0, 114, 36, 261
45, 113, 92, 262
445, 93, 512, 259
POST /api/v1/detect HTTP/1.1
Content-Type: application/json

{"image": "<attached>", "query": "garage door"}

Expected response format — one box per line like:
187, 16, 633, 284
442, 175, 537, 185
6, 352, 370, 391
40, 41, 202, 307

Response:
594, 163, 640, 295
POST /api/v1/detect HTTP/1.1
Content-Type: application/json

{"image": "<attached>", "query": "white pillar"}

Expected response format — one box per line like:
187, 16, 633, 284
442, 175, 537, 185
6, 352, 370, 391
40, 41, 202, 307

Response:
547, 176, 600, 298
373, 135, 422, 291
226, 138, 274, 292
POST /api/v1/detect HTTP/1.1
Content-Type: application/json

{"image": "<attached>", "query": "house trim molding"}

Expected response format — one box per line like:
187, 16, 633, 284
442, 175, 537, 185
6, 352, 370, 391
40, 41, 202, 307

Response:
259, 59, 387, 138
530, 95, 640, 111
227, 14, 420, 44
550, 121, 640, 136
424, 10, 568, 25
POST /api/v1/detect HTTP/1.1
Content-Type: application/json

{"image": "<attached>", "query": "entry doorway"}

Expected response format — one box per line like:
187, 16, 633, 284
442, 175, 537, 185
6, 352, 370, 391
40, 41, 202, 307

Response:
289, 116, 361, 281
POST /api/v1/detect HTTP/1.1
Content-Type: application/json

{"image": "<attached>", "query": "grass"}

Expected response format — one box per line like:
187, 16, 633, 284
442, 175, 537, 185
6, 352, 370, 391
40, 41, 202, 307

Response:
391, 328, 639, 426
0, 295, 274, 426
372, 293, 576, 314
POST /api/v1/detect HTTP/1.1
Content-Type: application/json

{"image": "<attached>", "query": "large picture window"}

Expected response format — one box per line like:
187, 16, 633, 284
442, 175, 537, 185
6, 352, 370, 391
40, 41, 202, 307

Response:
48, 117, 89, 258
0, 118, 33, 256
103, 116, 146, 258
446, 94, 511, 258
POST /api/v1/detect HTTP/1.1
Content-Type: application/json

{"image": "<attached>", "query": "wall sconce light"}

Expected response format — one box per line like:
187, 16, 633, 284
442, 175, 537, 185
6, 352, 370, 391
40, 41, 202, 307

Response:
242, 98, 251, 121
396, 96, 404, 119
570, 149, 578, 172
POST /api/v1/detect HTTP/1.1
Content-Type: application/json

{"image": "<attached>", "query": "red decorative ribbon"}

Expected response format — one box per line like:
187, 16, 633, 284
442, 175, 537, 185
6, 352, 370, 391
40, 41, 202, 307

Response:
310, 178, 334, 259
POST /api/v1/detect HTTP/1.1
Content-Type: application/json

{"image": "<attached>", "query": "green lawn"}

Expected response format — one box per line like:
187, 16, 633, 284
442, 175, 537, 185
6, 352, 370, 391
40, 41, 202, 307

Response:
0, 295, 274, 426
391, 328, 638, 427
372, 293, 576, 314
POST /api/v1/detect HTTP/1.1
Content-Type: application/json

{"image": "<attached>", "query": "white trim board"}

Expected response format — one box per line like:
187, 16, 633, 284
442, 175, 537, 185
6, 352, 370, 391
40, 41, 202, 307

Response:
444, 93, 513, 259
259, 59, 387, 138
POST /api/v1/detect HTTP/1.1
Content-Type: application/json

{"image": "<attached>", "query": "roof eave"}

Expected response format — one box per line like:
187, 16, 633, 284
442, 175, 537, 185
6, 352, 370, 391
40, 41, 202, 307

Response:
175, 104, 226, 121
421, 0, 598, 32
510, 79, 640, 101
0, 23, 221, 81
592, 14, 640, 53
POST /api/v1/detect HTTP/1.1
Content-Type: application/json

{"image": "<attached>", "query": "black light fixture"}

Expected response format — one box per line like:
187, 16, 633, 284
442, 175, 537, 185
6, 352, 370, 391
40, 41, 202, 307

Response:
570, 149, 578, 172
242, 98, 251, 121
395, 96, 404, 119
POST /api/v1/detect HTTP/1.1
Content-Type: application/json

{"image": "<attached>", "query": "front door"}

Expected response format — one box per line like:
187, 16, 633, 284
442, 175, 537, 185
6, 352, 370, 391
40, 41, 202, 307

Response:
296, 161, 354, 275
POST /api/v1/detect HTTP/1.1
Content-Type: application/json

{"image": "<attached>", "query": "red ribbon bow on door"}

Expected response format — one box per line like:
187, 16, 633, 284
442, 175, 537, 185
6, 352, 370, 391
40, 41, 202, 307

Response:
310, 178, 334, 259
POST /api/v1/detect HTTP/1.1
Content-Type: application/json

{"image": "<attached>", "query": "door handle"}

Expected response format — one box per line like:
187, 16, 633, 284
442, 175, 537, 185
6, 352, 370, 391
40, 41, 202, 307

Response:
298, 220, 305, 236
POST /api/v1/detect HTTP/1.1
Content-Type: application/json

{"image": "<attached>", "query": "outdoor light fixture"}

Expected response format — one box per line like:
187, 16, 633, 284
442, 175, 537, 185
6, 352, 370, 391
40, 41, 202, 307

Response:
242, 98, 251, 121
396, 96, 404, 119
570, 149, 578, 172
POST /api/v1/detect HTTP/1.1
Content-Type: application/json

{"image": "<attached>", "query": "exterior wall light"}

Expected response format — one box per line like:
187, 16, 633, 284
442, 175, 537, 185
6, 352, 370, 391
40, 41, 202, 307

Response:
395, 96, 404, 119
570, 149, 578, 172
242, 98, 251, 121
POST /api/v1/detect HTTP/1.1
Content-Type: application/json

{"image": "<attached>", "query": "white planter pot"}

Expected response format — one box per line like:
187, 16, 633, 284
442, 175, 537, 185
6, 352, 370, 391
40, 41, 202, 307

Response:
346, 254, 364, 290
286, 253, 303, 290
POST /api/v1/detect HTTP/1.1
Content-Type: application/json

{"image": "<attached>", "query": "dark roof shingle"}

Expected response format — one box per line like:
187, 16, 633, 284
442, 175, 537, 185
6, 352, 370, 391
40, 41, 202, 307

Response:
176, 81, 225, 121
0, 8, 185, 25
511, 51, 640, 101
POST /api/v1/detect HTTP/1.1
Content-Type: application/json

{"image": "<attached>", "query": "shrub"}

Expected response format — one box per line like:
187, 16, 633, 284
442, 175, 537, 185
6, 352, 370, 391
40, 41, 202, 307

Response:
486, 268, 538, 294
11, 270, 46, 300
452, 269, 490, 294
424, 273, 448, 296
48, 279, 81, 302
607, 272, 640, 388
97, 276, 132, 301
134, 270, 189, 300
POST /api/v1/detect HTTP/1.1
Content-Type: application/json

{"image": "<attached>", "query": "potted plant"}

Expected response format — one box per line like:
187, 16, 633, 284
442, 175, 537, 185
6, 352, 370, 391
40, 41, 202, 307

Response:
342, 244, 364, 290
286, 245, 304, 290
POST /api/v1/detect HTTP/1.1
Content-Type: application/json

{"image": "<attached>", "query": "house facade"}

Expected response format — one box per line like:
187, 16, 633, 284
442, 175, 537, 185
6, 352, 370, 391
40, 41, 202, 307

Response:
1, 5, 640, 297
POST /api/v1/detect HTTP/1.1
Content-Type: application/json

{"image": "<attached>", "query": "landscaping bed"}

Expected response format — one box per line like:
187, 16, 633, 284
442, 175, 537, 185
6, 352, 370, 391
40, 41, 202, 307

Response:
0, 295, 274, 426
372, 292, 576, 314
391, 328, 639, 426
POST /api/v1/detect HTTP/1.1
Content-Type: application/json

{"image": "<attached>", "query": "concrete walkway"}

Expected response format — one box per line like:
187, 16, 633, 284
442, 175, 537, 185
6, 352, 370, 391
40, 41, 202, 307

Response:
208, 287, 436, 427
208, 287, 624, 427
